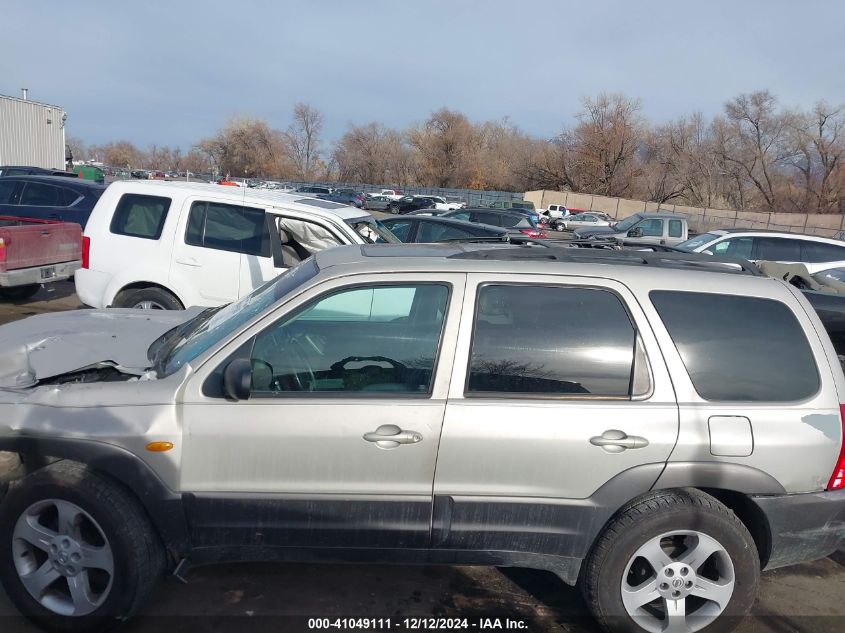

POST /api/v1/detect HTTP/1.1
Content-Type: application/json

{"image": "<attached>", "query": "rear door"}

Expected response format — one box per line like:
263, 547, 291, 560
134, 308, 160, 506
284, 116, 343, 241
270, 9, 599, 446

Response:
171, 199, 265, 304
433, 274, 679, 555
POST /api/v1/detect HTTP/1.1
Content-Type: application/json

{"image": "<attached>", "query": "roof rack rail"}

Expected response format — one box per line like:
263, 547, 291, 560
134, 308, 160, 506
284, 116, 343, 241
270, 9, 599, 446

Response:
448, 245, 763, 276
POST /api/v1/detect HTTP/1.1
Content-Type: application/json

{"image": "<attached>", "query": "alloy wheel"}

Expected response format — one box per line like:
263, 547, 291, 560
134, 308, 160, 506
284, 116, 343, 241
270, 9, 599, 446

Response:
621, 530, 735, 633
12, 499, 114, 616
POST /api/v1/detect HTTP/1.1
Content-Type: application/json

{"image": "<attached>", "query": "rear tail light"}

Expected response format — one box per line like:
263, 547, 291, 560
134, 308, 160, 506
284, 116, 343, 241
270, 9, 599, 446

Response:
519, 229, 548, 239
0, 237, 6, 264
82, 236, 90, 269
826, 404, 845, 490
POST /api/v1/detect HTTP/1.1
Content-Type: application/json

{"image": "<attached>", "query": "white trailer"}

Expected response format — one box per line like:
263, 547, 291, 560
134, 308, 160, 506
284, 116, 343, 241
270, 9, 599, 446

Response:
0, 91, 67, 170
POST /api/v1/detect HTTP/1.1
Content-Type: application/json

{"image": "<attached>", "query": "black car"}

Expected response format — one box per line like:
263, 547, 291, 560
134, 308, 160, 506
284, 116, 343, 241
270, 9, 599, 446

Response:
0, 175, 108, 227
317, 189, 364, 207
0, 165, 77, 178
296, 185, 333, 195
442, 208, 548, 238
387, 195, 435, 214
380, 216, 510, 243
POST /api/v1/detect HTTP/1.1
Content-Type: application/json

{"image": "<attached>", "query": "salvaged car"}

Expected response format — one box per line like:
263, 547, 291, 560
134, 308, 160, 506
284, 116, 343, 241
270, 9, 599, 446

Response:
1, 244, 845, 633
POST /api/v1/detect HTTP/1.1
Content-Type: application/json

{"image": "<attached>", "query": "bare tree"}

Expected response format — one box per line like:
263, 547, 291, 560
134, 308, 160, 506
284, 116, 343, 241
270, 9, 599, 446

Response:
573, 93, 643, 197
285, 103, 324, 180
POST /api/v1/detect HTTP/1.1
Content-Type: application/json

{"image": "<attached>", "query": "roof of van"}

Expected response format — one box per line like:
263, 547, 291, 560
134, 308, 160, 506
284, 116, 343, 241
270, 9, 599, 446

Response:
104, 180, 368, 221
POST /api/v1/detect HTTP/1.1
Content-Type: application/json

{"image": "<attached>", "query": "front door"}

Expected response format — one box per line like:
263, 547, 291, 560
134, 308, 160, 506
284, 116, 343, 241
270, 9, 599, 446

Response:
433, 274, 679, 556
179, 273, 466, 550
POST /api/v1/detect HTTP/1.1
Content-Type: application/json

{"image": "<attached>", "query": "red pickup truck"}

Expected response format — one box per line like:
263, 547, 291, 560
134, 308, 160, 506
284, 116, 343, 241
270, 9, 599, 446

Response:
0, 216, 82, 300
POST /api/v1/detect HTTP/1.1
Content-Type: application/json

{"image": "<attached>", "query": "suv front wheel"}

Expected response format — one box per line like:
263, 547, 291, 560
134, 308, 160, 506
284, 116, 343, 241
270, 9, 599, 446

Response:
0, 462, 165, 632
581, 489, 759, 633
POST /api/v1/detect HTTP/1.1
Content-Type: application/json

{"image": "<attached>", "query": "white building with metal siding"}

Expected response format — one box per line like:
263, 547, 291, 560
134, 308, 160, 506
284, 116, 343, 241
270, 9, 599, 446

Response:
0, 93, 67, 169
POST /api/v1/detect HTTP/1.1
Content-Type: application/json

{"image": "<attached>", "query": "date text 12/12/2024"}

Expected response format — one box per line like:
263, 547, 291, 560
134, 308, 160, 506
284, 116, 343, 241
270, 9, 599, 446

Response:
308, 618, 529, 630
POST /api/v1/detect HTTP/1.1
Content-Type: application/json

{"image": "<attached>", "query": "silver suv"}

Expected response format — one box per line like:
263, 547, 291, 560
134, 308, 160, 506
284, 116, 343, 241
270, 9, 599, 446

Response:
1, 244, 844, 633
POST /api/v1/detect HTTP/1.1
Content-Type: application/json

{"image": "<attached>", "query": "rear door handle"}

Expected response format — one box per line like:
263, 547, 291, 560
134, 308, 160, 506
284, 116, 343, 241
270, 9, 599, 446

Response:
590, 429, 649, 453
363, 424, 423, 449
175, 257, 201, 267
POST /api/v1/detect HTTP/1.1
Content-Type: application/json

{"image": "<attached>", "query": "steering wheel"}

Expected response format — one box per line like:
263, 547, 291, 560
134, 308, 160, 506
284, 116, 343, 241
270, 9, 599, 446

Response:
266, 328, 317, 392
329, 355, 408, 390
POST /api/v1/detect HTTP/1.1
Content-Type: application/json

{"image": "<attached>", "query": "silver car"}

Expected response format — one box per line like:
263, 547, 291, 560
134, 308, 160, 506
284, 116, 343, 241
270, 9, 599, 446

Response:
1, 244, 844, 633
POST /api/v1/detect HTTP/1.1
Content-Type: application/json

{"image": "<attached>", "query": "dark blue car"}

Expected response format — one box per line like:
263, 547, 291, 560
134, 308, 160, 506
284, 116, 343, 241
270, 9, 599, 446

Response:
0, 175, 107, 227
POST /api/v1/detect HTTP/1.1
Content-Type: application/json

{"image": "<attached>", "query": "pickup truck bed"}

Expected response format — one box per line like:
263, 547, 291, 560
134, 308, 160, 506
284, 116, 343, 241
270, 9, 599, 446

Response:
0, 216, 82, 298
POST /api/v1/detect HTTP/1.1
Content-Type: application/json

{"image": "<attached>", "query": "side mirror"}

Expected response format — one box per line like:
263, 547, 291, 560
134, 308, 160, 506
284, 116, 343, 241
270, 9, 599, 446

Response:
223, 358, 253, 400
627, 228, 644, 238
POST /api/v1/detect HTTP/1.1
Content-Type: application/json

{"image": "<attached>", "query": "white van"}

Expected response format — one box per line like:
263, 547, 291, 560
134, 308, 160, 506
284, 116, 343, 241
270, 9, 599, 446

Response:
75, 181, 392, 309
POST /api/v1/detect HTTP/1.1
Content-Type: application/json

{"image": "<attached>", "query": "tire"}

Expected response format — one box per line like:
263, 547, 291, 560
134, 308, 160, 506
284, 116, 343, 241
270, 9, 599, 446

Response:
0, 462, 166, 632
0, 284, 41, 301
113, 287, 183, 310
388, 204, 399, 214
580, 489, 759, 633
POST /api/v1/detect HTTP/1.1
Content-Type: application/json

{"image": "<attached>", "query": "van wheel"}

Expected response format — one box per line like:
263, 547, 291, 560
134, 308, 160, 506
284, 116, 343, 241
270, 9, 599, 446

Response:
581, 489, 759, 633
114, 287, 183, 310
0, 462, 165, 632
0, 284, 41, 301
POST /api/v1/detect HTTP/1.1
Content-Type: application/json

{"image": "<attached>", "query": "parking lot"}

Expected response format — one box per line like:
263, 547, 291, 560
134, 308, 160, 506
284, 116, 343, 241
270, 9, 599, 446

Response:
1, 286, 845, 632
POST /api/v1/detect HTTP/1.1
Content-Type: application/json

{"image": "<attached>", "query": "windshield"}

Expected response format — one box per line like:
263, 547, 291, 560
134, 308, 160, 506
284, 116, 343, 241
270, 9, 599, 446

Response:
613, 215, 643, 232
346, 217, 400, 244
676, 232, 720, 252
162, 258, 320, 376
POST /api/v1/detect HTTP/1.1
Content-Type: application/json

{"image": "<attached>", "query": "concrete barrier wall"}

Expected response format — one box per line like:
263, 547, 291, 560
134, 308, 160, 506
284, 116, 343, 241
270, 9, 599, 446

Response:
525, 190, 845, 238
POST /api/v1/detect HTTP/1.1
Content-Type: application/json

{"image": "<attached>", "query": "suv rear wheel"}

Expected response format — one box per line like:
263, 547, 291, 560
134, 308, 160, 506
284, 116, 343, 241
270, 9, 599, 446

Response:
0, 462, 165, 632
114, 287, 183, 310
581, 489, 759, 633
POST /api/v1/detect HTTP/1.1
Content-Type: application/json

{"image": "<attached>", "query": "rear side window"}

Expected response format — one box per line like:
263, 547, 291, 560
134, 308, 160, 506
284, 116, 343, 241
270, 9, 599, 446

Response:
19, 182, 61, 206
668, 219, 683, 238
467, 285, 647, 397
110, 194, 171, 239
801, 241, 845, 263
475, 211, 503, 226
185, 201, 269, 256
418, 221, 473, 242
650, 291, 820, 401
756, 237, 801, 261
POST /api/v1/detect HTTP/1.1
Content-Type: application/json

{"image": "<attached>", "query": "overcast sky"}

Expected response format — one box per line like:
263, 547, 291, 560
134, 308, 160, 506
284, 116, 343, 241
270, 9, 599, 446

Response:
2, 0, 843, 149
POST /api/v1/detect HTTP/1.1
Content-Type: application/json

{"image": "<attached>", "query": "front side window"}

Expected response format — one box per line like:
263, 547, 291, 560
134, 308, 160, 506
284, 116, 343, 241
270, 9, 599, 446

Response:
0, 180, 17, 204
185, 201, 269, 256
448, 211, 472, 222
636, 219, 663, 237
467, 285, 645, 397
710, 237, 754, 259
383, 220, 413, 242
650, 291, 819, 402
110, 194, 171, 239
250, 284, 449, 395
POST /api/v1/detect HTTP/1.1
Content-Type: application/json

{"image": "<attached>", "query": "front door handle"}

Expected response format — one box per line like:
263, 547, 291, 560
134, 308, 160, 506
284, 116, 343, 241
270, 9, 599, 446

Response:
590, 429, 649, 453
363, 424, 423, 449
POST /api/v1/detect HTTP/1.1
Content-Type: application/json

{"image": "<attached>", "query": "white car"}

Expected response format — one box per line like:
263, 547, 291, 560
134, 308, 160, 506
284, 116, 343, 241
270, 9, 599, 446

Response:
676, 229, 845, 273
554, 212, 615, 231
370, 189, 404, 201
542, 203, 570, 219
412, 195, 464, 211
75, 181, 394, 310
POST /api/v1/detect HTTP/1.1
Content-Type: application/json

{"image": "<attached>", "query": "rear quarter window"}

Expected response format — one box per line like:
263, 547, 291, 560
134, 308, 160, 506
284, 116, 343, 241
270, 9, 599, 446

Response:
109, 194, 171, 240
650, 291, 820, 402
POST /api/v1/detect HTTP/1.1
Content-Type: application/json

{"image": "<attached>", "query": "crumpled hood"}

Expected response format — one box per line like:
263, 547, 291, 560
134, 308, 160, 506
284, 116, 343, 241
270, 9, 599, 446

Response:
0, 307, 204, 388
